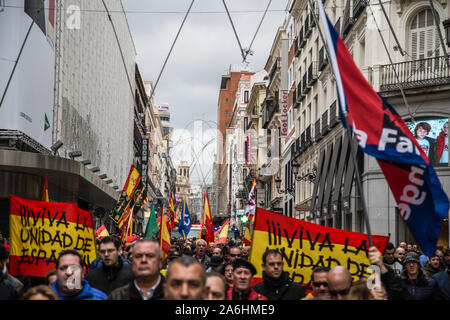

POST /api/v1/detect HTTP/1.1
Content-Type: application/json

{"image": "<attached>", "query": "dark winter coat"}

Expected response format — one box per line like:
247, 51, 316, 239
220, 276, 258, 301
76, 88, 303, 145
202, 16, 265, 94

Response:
380, 266, 409, 300
85, 258, 134, 295
400, 268, 440, 300
107, 275, 165, 300
422, 263, 444, 279
432, 270, 450, 300
252, 271, 306, 300
0, 270, 19, 300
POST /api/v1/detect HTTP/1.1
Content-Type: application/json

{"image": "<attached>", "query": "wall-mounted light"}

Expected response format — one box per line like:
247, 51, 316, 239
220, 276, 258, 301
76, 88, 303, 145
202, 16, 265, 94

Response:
98, 174, 107, 179
443, 19, 450, 47
81, 159, 91, 165
69, 151, 82, 159
91, 166, 100, 173
51, 140, 63, 155
105, 179, 113, 184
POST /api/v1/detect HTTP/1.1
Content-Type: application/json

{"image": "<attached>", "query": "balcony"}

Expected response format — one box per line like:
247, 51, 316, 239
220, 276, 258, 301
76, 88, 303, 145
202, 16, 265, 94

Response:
269, 58, 280, 84
314, 119, 322, 142
319, 46, 328, 71
296, 80, 305, 103
298, 27, 306, 49
305, 125, 312, 148
329, 101, 338, 128
309, 4, 317, 28
322, 110, 329, 135
262, 100, 279, 129
353, 0, 367, 20
307, 61, 318, 86
295, 36, 300, 57
305, 15, 311, 38
380, 56, 450, 92
342, 0, 354, 37
302, 73, 310, 94
334, 17, 341, 36
300, 131, 306, 153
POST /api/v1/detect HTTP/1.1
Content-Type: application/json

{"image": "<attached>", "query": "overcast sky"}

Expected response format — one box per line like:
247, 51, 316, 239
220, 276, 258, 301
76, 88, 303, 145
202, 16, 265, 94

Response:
122, 0, 288, 184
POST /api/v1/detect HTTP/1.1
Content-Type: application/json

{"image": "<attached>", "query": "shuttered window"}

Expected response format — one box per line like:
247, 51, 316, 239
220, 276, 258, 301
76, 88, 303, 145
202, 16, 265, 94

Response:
410, 9, 440, 60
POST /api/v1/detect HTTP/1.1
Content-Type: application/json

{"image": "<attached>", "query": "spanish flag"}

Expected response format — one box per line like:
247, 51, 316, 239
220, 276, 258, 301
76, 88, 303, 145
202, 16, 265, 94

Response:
169, 193, 176, 230
95, 225, 110, 240
199, 190, 214, 243
243, 220, 251, 246
42, 174, 49, 202
159, 208, 171, 260
215, 218, 229, 244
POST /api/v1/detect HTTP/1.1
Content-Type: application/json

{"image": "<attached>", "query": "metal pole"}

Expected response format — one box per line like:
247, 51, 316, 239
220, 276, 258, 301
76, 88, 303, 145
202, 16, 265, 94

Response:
310, 0, 373, 246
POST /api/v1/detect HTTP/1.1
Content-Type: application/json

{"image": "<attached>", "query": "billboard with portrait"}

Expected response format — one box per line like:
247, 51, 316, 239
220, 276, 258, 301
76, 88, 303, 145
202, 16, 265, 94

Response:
406, 117, 449, 166
0, 0, 55, 149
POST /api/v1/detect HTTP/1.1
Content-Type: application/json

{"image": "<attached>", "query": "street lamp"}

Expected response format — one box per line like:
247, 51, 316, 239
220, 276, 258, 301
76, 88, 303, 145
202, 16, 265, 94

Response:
443, 19, 450, 47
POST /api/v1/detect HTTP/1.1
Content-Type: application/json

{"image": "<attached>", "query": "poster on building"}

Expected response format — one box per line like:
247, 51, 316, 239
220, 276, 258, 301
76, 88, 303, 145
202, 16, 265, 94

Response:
249, 207, 389, 285
0, 0, 56, 148
8, 195, 96, 278
406, 117, 449, 166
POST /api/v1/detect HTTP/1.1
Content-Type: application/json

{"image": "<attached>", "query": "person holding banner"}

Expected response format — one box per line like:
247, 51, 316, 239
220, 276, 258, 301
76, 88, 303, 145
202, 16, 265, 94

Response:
253, 249, 305, 300
51, 250, 107, 300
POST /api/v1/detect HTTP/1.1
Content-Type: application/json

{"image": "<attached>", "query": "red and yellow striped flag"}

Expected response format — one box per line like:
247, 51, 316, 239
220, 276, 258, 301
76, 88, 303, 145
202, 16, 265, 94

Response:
159, 208, 171, 260
214, 219, 229, 244
42, 174, 49, 202
199, 190, 214, 243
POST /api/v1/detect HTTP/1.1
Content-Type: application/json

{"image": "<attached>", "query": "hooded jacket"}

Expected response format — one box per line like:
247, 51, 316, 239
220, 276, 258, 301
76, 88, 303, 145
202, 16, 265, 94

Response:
51, 280, 107, 300
85, 257, 134, 295
252, 271, 306, 300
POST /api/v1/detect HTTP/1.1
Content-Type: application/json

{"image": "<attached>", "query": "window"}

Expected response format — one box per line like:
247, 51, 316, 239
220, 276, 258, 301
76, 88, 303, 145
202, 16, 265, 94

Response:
244, 90, 249, 103
225, 110, 229, 115
410, 9, 440, 59
226, 98, 229, 103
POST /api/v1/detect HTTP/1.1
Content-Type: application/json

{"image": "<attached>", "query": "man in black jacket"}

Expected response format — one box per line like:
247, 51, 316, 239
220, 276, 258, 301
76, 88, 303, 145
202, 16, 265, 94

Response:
108, 239, 165, 300
86, 236, 134, 295
253, 249, 305, 300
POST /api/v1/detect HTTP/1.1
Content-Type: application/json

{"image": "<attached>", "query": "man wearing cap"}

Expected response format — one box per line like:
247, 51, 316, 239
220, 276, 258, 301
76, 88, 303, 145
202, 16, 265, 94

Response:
399, 251, 440, 300
0, 244, 24, 299
227, 258, 267, 300
253, 249, 305, 300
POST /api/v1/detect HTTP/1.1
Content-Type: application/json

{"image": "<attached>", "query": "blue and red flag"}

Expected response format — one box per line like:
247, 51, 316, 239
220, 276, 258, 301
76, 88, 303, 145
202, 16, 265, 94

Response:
317, 0, 449, 257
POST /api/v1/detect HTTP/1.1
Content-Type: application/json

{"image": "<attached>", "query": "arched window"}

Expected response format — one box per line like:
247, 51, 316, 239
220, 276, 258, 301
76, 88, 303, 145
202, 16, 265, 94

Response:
410, 9, 440, 60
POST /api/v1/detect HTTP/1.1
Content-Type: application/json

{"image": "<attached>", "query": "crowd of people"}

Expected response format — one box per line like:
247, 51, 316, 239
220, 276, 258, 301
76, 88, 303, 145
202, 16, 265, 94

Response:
0, 233, 449, 300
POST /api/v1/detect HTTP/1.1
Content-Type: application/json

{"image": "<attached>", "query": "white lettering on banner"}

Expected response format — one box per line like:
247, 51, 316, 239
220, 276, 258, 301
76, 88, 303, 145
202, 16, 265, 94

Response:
280, 90, 289, 136
398, 165, 427, 221
378, 128, 421, 155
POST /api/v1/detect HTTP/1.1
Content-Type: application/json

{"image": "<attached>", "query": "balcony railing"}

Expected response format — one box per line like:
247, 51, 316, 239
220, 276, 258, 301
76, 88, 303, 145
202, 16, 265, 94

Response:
353, 0, 367, 20
334, 17, 341, 36
305, 15, 311, 38
322, 110, 329, 135
302, 73, 310, 94
380, 56, 450, 92
319, 46, 328, 71
296, 80, 304, 103
307, 61, 318, 86
269, 58, 280, 83
299, 27, 306, 49
309, 3, 317, 28
295, 36, 300, 57
342, 0, 354, 37
300, 131, 306, 153
305, 125, 312, 148
314, 119, 322, 141
329, 101, 338, 128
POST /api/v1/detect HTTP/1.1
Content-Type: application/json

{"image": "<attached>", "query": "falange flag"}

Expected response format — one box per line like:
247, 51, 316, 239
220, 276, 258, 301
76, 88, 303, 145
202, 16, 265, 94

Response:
316, 0, 449, 257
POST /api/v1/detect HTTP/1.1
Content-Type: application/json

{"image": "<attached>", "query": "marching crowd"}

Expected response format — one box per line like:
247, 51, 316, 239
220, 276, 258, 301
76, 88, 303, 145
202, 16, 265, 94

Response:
0, 233, 449, 300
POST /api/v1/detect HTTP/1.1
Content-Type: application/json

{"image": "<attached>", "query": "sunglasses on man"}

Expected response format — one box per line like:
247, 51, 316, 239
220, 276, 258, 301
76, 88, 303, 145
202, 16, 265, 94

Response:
312, 281, 328, 287
328, 288, 351, 297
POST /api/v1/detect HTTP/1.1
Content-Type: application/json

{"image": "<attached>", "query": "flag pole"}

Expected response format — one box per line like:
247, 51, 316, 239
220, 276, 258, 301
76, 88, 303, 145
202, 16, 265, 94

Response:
309, 0, 373, 247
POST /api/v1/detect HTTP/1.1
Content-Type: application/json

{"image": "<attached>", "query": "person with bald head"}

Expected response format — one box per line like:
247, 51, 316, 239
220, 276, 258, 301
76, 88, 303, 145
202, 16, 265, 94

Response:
328, 266, 353, 300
